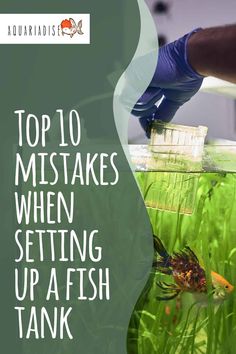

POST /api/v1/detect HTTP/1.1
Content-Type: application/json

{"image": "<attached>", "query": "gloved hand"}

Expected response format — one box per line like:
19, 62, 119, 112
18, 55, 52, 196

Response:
132, 29, 205, 137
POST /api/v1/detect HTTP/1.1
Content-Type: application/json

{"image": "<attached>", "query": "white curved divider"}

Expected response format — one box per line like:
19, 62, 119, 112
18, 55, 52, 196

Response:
113, 0, 159, 170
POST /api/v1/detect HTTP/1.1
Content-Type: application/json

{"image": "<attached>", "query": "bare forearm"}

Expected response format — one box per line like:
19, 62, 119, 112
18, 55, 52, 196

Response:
188, 25, 236, 83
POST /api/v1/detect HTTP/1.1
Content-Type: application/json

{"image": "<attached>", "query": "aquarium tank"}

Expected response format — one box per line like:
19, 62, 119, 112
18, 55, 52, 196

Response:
128, 122, 236, 354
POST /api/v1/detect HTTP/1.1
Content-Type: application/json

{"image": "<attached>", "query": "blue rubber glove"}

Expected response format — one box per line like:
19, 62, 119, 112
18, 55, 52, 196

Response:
132, 29, 205, 137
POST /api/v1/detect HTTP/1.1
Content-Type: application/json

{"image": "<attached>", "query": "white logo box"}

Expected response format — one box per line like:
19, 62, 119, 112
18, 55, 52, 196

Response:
0, 14, 90, 44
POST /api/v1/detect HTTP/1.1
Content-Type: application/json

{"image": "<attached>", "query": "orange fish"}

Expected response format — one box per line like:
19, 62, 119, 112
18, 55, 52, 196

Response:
153, 235, 234, 303
60, 18, 83, 38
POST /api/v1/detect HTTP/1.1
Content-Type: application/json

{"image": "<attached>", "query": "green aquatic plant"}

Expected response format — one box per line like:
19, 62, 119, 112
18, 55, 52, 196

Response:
128, 172, 236, 354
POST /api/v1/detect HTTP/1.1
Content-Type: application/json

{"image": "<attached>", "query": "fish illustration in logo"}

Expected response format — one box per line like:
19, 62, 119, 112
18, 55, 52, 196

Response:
59, 18, 83, 38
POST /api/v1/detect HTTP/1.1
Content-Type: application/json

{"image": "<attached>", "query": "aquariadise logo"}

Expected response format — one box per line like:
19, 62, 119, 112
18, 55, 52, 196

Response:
0, 14, 90, 44
60, 18, 83, 38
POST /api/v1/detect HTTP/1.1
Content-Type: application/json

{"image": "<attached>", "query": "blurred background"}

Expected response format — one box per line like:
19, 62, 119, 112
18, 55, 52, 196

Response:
128, 0, 236, 143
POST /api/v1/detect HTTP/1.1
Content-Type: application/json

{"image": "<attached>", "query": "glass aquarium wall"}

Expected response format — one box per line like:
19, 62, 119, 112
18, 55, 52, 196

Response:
128, 144, 236, 354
